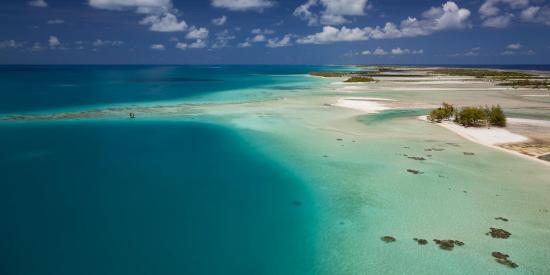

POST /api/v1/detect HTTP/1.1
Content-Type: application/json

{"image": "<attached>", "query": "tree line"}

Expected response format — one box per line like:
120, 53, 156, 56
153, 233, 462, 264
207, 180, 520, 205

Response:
428, 102, 506, 127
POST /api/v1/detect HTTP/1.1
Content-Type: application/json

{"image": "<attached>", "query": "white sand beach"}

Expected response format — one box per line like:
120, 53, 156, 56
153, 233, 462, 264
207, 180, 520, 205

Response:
333, 97, 392, 113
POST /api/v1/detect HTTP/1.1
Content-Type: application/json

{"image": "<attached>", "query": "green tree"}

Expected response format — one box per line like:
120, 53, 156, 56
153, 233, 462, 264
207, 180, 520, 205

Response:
489, 105, 506, 127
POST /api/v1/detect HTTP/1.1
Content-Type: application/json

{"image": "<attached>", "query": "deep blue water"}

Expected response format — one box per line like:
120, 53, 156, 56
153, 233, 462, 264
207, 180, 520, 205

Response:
0, 65, 346, 114
0, 121, 317, 275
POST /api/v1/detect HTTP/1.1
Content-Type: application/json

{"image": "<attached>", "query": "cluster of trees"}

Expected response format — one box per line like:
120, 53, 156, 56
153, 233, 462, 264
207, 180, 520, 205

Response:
428, 102, 506, 127
344, 76, 375, 83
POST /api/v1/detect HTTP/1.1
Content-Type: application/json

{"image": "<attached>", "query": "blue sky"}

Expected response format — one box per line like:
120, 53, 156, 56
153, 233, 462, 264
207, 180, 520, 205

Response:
0, 0, 549, 64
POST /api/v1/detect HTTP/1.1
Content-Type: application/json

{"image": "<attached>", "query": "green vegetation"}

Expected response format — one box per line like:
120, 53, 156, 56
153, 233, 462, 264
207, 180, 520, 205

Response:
309, 71, 377, 83
487, 105, 507, 127
497, 79, 550, 89
429, 103, 506, 127
454, 107, 488, 127
344, 76, 375, 83
432, 68, 550, 90
309, 71, 347, 77
428, 102, 454, 122
432, 68, 535, 79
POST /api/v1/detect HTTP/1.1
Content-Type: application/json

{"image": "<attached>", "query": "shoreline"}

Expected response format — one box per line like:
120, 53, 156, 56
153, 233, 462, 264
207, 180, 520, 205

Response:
418, 115, 550, 167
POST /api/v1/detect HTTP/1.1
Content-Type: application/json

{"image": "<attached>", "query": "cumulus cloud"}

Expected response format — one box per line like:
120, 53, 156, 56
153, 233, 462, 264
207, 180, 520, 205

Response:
47, 19, 64, 24
189, 39, 207, 48
501, 43, 534, 55
150, 44, 166, 50
479, 0, 550, 27
88, 0, 172, 12
92, 39, 124, 47
482, 13, 514, 27
212, 15, 227, 26
370, 47, 387, 55
506, 43, 522, 49
391, 47, 423, 55
238, 29, 275, 47
251, 28, 275, 34
28, 0, 48, 8
29, 42, 43, 51
211, 0, 274, 11
48, 35, 60, 48
520, 5, 550, 25
0, 40, 25, 49
89, 0, 187, 32
140, 13, 187, 32
251, 34, 266, 42
238, 41, 252, 48
175, 42, 187, 50
362, 47, 423, 56
186, 27, 209, 39
294, 0, 369, 26
212, 29, 236, 48
267, 34, 292, 48
298, 1, 470, 44
298, 26, 369, 44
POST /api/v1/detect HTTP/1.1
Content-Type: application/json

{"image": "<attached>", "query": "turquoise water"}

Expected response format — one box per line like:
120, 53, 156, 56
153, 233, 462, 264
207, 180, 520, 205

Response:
0, 65, 341, 114
0, 65, 350, 275
0, 121, 317, 274
4, 65, 549, 274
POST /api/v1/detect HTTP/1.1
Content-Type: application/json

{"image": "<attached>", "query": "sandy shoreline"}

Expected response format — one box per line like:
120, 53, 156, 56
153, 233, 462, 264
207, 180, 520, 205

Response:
418, 115, 550, 167
333, 97, 392, 113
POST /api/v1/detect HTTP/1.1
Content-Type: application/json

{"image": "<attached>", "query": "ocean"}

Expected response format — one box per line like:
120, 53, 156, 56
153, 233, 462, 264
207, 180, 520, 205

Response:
2, 65, 550, 274
0, 65, 337, 275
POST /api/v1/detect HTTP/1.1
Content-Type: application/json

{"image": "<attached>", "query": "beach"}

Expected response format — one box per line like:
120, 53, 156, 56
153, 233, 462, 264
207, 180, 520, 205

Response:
1, 65, 550, 274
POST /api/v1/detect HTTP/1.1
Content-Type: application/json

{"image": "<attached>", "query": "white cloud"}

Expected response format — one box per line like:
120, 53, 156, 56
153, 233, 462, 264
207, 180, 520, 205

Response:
298, 26, 369, 44
482, 13, 514, 27
266, 34, 292, 48
464, 47, 481, 56
175, 42, 187, 50
391, 47, 423, 55
89, 0, 187, 32
212, 29, 236, 48
323, 0, 368, 16
372, 47, 387, 55
520, 5, 550, 25
140, 13, 187, 32
238, 41, 252, 48
298, 1, 470, 44
92, 39, 124, 47
0, 40, 25, 49
251, 28, 274, 34
211, 0, 274, 11
501, 50, 515, 55
506, 43, 522, 49
29, 0, 48, 8
47, 19, 64, 24
251, 34, 266, 42
212, 15, 227, 26
88, 0, 172, 12
48, 36, 60, 48
294, 0, 369, 26
479, 0, 550, 27
294, 0, 318, 25
190, 40, 207, 48
150, 44, 166, 50
362, 47, 423, 56
29, 42, 42, 51
320, 14, 348, 25
186, 27, 209, 39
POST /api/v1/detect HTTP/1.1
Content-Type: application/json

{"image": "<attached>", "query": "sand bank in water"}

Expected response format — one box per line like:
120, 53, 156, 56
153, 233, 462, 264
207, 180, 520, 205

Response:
333, 97, 392, 113
419, 116, 550, 167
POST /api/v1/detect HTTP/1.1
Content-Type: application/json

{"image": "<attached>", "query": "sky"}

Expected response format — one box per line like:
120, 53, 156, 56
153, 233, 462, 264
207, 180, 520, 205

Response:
0, 0, 549, 64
